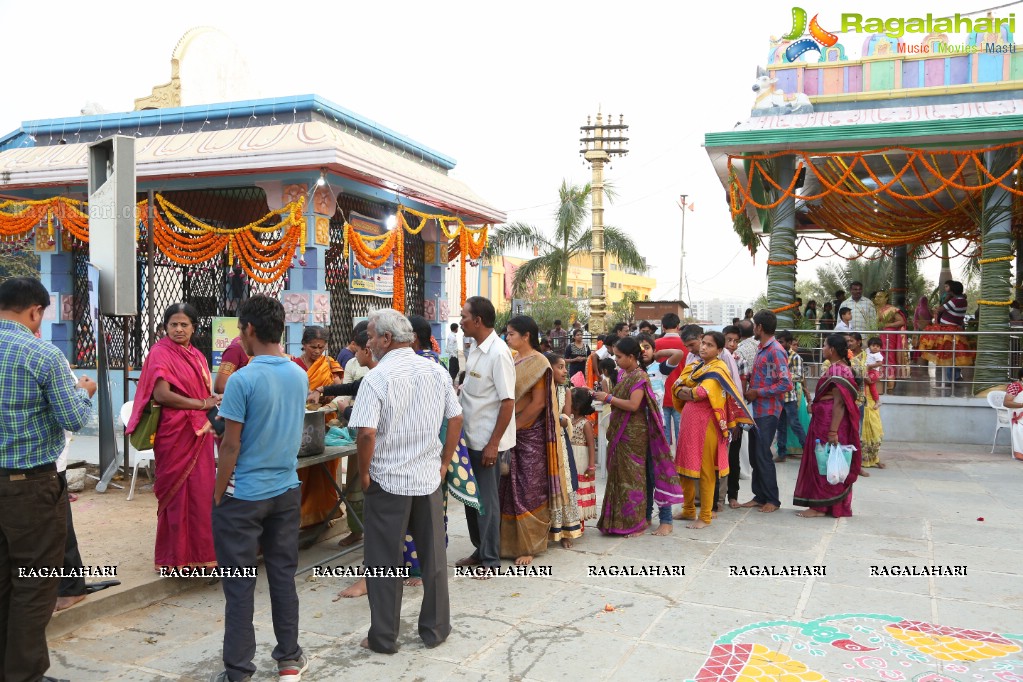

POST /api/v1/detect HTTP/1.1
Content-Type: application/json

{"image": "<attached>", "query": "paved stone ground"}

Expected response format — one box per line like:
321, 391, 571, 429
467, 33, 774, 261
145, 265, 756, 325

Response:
46, 443, 1022, 681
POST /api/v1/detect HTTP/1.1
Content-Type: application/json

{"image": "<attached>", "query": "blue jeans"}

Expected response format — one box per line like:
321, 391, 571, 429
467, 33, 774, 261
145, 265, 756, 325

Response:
747, 415, 782, 508
776, 400, 807, 457
645, 450, 673, 524
661, 407, 680, 442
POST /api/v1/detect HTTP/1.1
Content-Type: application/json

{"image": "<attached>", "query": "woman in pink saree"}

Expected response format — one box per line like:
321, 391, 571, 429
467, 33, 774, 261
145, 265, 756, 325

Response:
793, 334, 862, 518
127, 303, 219, 570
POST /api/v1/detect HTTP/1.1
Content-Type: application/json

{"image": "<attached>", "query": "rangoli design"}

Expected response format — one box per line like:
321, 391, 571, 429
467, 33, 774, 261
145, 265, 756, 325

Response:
688, 614, 1023, 682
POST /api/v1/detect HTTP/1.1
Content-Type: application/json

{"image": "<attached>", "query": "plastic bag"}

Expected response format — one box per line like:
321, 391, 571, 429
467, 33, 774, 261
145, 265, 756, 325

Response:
826, 443, 853, 484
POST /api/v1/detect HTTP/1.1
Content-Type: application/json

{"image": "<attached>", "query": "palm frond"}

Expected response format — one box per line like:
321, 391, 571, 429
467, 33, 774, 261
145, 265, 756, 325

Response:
511, 253, 565, 296
482, 222, 556, 261
554, 181, 591, 246
569, 225, 647, 273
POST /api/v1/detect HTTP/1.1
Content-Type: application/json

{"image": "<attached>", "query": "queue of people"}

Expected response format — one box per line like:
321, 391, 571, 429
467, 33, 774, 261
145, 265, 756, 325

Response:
4, 274, 900, 682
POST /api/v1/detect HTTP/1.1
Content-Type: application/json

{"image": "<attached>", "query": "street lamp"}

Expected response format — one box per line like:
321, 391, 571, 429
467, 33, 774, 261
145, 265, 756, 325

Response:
580, 110, 629, 335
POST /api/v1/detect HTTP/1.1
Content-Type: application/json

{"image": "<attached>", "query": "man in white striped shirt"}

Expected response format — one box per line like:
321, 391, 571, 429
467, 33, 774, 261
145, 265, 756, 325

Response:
348, 309, 463, 654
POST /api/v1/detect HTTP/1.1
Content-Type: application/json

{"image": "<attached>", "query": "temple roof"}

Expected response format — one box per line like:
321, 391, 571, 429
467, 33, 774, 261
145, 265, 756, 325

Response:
0, 95, 504, 224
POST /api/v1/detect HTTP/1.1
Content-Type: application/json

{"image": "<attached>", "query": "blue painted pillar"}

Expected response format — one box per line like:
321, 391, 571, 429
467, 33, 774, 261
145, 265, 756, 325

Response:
36, 234, 75, 361
281, 183, 330, 357
422, 220, 448, 342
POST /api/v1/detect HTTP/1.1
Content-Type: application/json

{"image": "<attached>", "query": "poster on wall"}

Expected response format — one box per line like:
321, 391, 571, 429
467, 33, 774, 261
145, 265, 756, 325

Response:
348, 211, 394, 298
211, 316, 240, 375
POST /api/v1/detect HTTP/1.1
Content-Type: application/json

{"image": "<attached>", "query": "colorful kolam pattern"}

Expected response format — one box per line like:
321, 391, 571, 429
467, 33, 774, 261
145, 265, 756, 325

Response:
688, 614, 1023, 682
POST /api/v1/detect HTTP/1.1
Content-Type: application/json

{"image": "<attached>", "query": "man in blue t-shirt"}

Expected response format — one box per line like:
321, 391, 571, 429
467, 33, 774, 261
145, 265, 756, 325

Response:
211, 295, 310, 682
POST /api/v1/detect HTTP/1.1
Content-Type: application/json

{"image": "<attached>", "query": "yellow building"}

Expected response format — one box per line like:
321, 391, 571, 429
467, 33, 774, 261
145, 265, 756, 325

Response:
480, 253, 656, 312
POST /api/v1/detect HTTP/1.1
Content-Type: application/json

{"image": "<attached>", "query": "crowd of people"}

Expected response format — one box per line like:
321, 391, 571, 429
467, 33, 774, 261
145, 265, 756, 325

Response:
1, 273, 905, 682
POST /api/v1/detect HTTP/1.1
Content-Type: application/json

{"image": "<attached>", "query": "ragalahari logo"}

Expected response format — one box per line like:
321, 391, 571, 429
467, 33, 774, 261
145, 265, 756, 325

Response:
781, 7, 839, 62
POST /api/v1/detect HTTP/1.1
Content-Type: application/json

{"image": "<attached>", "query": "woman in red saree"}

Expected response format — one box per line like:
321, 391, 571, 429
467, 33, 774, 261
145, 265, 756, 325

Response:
127, 303, 218, 570
793, 333, 862, 518
291, 326, 343, 530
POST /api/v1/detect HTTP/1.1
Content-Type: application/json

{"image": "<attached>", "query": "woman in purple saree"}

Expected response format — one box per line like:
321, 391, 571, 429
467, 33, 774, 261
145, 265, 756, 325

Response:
595, 337, 684, 536
793, 333, 862, 518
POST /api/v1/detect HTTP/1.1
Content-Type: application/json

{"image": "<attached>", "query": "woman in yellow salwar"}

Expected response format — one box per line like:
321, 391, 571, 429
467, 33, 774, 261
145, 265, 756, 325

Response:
672, 332, 754, 529
292, 326, 344, 529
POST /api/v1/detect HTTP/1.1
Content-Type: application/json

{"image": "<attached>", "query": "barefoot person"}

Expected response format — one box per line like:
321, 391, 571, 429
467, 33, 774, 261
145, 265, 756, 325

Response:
456, 297, 516, 576
673, 332, 753, 529
595, 337, 683, 537
349, 309, 462, 654
210, 296, 310, 682
501, 316, 581, 565
793, 334, 862, 518
741, 311, 792, 514
0, 278, 95, 682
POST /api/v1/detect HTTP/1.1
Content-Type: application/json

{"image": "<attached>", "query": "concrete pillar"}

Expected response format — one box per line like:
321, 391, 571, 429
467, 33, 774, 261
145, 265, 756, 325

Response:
281, 183, 329, 358
975, 147, 1014, 391
35, 233, 75, 361
421, 220, 449, 342
765, 155, 798, 328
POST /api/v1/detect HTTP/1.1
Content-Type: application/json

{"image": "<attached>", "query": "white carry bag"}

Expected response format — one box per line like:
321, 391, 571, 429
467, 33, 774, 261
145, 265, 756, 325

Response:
826, 443, 854, 484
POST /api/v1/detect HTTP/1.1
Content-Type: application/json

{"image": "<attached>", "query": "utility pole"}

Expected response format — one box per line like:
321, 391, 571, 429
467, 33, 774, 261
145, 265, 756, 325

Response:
678, 194, 688, 304
580, 110, 629, 335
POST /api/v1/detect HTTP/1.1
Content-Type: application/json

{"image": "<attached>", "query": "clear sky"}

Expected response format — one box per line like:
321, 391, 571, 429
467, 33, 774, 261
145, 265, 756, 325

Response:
0, 0, 993, 303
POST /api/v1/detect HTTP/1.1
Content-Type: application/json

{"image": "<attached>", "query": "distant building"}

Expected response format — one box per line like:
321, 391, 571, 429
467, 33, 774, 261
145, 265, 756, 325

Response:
688, 299, 748, 326
449, 253, 657, 321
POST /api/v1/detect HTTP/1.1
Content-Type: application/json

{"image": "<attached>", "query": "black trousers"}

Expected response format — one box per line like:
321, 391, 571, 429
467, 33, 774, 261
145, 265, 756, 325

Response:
363, 481, 450, 653
0, 469, 66, 682
58, 471, 86, 597
212, 487, 303, 681
726, 428, 744, 502
448, 357, 460, 383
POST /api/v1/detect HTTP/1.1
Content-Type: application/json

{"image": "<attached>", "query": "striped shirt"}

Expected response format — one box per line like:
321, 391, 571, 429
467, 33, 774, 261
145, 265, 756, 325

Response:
348, 347, 462, 496
0, 319, 93, 469
783, 349, 804, 403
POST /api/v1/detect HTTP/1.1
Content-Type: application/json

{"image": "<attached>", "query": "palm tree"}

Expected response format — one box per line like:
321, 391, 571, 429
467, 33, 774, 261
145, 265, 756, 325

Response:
483, 180, 647, 296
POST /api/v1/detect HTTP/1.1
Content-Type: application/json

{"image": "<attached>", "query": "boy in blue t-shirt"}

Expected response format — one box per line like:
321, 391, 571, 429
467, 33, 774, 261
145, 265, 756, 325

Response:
211, 295, 310, 682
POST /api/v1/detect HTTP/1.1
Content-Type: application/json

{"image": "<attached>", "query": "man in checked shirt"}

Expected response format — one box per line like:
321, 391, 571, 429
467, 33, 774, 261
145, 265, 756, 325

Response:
0, 278, 95, 682
740, 310, 792, 514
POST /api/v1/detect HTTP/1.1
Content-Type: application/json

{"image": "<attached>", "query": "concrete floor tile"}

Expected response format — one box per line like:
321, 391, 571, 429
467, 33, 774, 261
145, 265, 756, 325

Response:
574, 554, 696, 600
834, 515, 929, 541
473, 621, 635, 682
933, 598, 1023, 633
613, 643, 711, 682
929, 542, 1023, 575
930, 569, 1023, 607
643, 604, 777, 653
929, 519, 1020, 550
718, 521, 829, 553
703, 541, 820, 571
529, 585, 670, 636
823, 533, 931, 562
802, 583, 932, 621
817, 557, 933, 596
680, 570, 807, 618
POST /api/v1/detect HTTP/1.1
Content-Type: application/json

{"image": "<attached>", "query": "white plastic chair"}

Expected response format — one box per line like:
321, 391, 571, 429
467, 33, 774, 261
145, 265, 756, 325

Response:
986, 391, 1012, 454
119, 401, 154, 500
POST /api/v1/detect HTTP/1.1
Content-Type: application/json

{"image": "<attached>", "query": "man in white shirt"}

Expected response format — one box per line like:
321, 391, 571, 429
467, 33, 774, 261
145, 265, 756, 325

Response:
455, 296, 515, 575
445, 322, 461, 384
846, 281, 877, 331
349, 309, 463, 654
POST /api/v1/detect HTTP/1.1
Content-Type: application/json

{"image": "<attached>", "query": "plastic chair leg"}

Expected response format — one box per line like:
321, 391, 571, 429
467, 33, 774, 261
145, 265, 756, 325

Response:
127, 459, 140, 501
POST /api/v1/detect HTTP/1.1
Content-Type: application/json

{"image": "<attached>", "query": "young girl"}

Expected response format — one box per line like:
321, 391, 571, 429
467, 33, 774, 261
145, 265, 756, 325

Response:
598, 357, 618, 394
544, 352, 583, 546
570, 388, 598, 522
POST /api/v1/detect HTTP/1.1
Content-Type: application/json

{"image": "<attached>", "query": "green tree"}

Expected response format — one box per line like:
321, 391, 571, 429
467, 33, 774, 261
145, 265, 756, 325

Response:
483, 180, 647, 296
514, 296, 587, 335
809, 248, 932, 311
609, 290, 639, 325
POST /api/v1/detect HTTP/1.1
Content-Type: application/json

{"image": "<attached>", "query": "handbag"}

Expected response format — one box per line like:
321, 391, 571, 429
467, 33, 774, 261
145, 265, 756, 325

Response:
129, 400, 161, 451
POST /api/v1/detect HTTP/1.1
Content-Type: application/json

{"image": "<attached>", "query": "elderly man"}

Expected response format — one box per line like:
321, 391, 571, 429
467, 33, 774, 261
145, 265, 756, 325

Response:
0, 278, 95, 682
349, 309, 463, 654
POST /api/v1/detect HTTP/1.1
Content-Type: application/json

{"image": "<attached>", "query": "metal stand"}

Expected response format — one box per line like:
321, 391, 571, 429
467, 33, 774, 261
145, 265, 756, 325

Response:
95, 313, 124, 492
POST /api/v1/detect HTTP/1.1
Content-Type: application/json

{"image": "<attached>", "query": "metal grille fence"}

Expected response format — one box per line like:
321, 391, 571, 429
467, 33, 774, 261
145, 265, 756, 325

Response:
324, 195, 425, 356
71, 187, 287, 368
